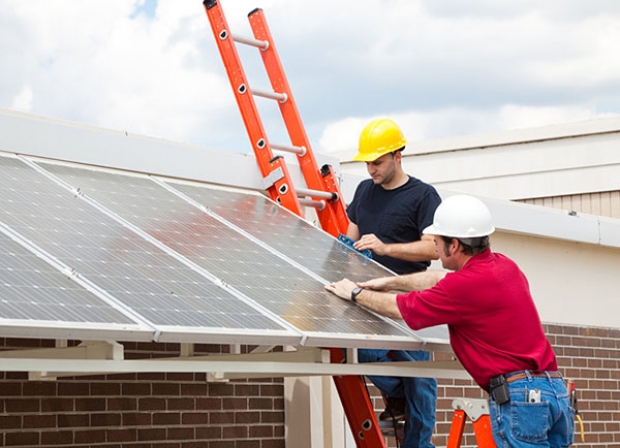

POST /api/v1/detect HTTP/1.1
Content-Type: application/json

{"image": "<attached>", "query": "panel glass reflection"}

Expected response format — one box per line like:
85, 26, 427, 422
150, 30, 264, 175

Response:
0, 232, 135, 324
0, 157, 284, 332
42, 164, 408, 337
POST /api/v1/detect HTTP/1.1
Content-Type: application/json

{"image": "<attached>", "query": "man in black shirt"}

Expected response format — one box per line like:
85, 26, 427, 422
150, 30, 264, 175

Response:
346, 118, 441, 448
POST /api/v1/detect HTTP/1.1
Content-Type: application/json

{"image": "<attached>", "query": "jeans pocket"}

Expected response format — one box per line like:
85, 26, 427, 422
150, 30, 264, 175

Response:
510, 401, 550, 443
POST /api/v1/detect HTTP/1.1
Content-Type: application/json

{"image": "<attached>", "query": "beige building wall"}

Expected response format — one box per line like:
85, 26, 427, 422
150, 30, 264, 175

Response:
520, 190, 620, 219
339, 116, 620, 209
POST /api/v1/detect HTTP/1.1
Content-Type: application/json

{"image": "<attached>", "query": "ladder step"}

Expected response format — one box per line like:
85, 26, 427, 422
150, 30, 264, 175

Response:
296, 188, 338, 202
378, 420, 404, 439
298, 197, 326, 211
252, 88, 288, 104
271, 143, 306, 156
231, 33, 268, 50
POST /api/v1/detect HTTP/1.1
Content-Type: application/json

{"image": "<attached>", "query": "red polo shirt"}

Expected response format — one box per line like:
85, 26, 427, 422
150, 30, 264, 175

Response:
396, 250, 557, 390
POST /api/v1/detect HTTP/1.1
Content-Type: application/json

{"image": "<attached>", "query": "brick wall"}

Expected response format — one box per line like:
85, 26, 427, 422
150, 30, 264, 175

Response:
2, 323, 619, 448
0, 340, 284, 448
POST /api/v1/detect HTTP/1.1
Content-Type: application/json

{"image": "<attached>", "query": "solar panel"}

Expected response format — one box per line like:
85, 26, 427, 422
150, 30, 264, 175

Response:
169, 183, 395, 282
0, 156, 299, 345
168, 182, 450, 345
38, 162, 426, 349
0, 230, 153, 341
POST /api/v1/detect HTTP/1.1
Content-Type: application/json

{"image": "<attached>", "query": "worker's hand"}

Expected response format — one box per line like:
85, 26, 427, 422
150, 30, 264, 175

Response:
358, 277, 392, 291
325, 278, 358, 301
354, 233, 387, 256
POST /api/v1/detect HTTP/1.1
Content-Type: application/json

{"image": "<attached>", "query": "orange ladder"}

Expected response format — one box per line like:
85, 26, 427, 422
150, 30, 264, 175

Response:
447, 398, 497, 448
202, 0, 348, 237
202, 1, 387, 446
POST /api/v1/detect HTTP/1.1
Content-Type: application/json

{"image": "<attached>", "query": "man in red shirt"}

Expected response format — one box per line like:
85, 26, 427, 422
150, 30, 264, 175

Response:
326, 194, 574, 448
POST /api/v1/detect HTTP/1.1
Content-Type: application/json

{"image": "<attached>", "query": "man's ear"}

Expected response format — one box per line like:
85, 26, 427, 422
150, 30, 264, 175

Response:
450, 238, 460, 254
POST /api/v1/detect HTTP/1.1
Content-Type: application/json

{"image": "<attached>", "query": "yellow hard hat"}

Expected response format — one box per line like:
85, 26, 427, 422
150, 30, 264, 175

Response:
354, 118, 407, 162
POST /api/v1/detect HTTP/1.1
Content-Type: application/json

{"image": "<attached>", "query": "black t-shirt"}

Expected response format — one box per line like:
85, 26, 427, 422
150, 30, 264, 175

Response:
346, 176, 441, 274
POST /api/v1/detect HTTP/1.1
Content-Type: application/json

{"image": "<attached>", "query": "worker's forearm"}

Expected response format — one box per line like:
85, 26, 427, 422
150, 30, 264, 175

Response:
354, 289, 402, 319
346, 222, 360, 241
396, 270, 446, 291
383, 240, 438, 262
358, 270, 445, 292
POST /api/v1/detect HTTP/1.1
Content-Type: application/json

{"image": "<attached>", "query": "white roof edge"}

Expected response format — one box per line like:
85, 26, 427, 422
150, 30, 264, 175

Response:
438, 190, 620, 249
0, 107, 227, 152
339, 116, 620, 163
0, 107, 340, 192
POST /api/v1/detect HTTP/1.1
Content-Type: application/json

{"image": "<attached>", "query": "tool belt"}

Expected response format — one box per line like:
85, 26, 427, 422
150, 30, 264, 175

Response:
488, 370, 563, 405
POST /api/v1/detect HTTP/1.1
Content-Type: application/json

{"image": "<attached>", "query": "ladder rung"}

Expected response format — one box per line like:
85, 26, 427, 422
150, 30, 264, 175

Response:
271, 143, 306, 156
252, 88, 288, 104
231, 33, 269, 51
296, 188, 338, 202
298, 197, 326, 211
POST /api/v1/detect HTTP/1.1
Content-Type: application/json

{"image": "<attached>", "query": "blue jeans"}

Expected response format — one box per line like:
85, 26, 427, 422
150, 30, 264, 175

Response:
358, 349, 437, 448
489, 371, 575, 448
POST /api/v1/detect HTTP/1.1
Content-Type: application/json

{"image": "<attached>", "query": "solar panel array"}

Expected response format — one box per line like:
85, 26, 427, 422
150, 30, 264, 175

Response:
0, 153, 449, 350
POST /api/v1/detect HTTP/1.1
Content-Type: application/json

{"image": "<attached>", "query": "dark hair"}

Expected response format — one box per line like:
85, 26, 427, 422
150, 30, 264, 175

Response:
440, 235, 490, 256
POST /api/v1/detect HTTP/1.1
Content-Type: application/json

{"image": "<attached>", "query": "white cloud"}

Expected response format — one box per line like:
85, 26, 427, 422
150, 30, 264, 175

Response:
318, 117, 368, 155
317, 108, 495, 155
1, 0, 620, 155
11, 85, 34, 111
317, 103, 620, 156
497, 104, 604, 130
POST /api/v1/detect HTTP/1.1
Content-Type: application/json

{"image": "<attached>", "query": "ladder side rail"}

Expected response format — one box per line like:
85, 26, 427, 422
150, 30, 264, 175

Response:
446, 409, 467, 448
330, 349, 389, 448
247, 8, 350, 237
203, 1, 303, 216
447, 406, 497, 448
247, 8, 385, 448
471, 414, 497, 448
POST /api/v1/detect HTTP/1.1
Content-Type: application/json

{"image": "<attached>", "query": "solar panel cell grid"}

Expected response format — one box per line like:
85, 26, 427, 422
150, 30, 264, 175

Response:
0, 232, 136, 324
0, 157, 288, 338
170, 184, 395, 283
40, 164, 413, 341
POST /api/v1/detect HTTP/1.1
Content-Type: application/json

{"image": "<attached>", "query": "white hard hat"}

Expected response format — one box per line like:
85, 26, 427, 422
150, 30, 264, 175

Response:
423, 194, 495, 238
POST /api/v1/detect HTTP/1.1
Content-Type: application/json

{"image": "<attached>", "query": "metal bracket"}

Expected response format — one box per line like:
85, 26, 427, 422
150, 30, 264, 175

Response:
262, 166, 285, 189
0, 341, 126, 381
452, 398, 490, 422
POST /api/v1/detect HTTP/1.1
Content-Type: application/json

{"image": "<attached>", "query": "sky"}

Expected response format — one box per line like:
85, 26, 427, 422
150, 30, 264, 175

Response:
2, 0, 620, 158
